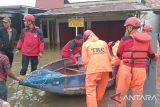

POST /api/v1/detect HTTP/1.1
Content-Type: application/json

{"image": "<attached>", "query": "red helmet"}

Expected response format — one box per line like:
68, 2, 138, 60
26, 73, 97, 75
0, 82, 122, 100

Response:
143, 24, 153, 31
83, 30, 93, 39
23, 14, 35, 22
124, 17, 141, 28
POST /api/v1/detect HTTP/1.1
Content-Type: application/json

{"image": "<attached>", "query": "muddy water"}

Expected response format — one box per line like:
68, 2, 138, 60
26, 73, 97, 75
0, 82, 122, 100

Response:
6, 49, 160, 107
7, 49, 86, 107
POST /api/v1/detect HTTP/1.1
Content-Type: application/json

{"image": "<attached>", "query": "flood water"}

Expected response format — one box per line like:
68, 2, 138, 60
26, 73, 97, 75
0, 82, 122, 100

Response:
6, 48, 160, 107
7, 49, 86, 107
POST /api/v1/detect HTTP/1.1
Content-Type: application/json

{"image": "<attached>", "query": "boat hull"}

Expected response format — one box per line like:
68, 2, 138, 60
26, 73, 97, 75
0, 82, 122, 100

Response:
21, 57, 114, 95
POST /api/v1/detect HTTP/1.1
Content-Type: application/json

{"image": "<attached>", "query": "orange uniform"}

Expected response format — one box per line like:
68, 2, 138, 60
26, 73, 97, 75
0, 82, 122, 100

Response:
114, 18, 158, 107
110, 40, 121, 68
82, 34, 112, 107
115, 32, 157, 107
112, 40, 120, 57
107, 40, 120, 79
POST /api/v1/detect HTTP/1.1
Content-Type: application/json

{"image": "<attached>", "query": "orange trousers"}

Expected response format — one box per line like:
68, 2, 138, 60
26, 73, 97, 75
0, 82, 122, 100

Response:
86, 72, 109, 107
116, 64, 146, 107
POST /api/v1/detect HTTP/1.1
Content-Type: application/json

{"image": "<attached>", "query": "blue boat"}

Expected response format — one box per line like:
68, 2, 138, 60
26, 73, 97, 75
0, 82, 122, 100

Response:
21, 57, 114, 95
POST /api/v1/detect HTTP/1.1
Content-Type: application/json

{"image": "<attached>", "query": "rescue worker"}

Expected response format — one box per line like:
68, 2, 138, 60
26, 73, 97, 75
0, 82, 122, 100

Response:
0, 39, 21, 101
82, 30, 112, 107
114, 17, 158, 107
61, 34, 83, 64
108, 40, 120, 79
143, 23, 153, 32
0, 17, 17, 67
142, 23, 159, 87
142, 23, 159, 55
16, 14, 44, 77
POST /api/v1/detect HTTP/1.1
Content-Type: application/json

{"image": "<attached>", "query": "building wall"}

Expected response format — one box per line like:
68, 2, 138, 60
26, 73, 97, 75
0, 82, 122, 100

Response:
59, 23, 84, 47
40, 13, 131, 48
54, 14, 127, 47
141, 11, 160, 32
91, 21, 125, 42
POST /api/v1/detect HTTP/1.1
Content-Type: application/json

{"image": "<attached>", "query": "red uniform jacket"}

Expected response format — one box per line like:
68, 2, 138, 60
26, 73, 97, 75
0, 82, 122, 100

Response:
61, 39, 81, 63
17, 26, 44, 56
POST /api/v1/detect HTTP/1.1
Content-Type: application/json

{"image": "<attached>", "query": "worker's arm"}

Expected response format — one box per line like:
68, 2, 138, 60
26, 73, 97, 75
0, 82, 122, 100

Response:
37, 29, 44, 53
3, 57, 20, 82
148, 44, 158, 61
7, 69, 21, 82
117, 36, 133, 59
82, 43, 89, 66
68, 40, 77, 63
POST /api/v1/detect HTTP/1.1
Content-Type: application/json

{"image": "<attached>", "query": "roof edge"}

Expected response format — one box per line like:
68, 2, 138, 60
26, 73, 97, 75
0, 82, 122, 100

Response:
65, 0, 140, 7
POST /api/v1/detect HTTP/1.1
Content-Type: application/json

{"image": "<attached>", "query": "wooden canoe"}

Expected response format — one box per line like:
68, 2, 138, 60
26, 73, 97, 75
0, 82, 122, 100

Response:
21, 57, 114, 95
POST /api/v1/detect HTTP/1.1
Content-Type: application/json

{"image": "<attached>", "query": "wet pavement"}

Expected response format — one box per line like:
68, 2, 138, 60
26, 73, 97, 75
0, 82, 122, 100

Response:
6, 49, 160, 107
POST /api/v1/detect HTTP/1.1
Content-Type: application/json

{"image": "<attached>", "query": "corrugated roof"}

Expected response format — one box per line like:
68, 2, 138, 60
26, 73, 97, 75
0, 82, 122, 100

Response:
37, 1, 152, 16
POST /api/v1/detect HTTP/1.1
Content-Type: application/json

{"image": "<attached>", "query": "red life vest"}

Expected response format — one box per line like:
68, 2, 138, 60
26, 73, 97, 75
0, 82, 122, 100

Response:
122, 32, 152, 66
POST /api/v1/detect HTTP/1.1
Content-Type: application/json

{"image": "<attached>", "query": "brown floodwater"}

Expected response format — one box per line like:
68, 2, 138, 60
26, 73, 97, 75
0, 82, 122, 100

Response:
6, 49, 160, 107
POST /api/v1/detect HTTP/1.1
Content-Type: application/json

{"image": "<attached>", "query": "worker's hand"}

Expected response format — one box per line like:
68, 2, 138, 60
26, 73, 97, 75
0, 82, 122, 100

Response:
16, 77, 23, 84
38, 52, 43, 58
154, 54, 159, 61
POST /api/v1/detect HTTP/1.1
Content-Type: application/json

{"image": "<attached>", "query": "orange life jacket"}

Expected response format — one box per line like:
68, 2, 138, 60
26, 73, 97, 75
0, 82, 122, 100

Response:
122, 32, 152, 65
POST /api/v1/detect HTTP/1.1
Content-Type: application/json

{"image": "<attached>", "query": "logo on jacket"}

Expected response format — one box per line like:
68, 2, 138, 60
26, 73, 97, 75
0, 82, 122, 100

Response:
91, 48, 105, 54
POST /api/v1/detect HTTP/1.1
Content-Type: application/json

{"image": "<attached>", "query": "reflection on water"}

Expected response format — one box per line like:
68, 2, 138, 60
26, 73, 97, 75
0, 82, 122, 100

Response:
6, 49, 160, 107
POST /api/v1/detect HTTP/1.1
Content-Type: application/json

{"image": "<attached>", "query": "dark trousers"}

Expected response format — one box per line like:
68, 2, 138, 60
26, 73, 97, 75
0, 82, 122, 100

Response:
20, 55, 38, 75
5, 52, 14, 67
0, 80, 7, 101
